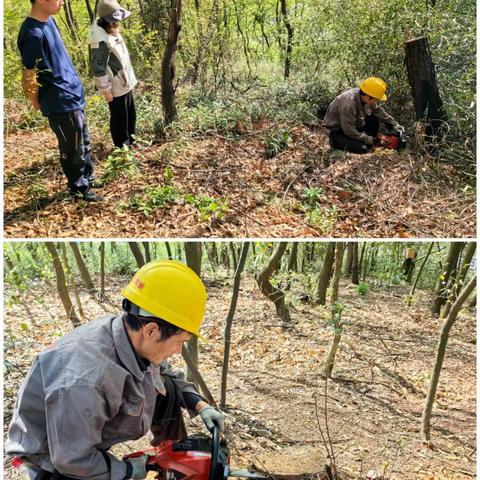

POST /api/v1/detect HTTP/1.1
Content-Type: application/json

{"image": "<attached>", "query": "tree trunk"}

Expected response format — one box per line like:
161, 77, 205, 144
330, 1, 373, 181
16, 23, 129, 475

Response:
69, 242, 96, 295
182, 345, 216, 405
404, 36, 448, 150
324, 242, 345, 378
421, 276, 476, 442
165, 242, 173, 260
344, 243, 353, 275
184, 242, 202, 385
129, 242, 146, 268
287, 242, 298, 272
220, 242, 250, 409
143, 242, 152, 263
442, 242, 476, 318
45, 242, 80, 327
229, 243, 238, 271
351, 243, 359, 285
315, 243, 336, 305
85, 0, 95, 23
100, 243, 105, 296
280, 0, 293, 79
255, 243, 291, 323
409, 242, 434, 303
162, 0, 183, 125
61, 244, 85, 319
431, 242, 464, 316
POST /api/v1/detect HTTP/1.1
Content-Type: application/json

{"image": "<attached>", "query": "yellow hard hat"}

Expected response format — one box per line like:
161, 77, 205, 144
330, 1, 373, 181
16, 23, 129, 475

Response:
121, 260, 207, 341
359, 77, 388, 101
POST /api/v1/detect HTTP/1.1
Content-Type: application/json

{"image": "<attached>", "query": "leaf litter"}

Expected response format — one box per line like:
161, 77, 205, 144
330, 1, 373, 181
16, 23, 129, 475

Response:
3, 124, 475, 238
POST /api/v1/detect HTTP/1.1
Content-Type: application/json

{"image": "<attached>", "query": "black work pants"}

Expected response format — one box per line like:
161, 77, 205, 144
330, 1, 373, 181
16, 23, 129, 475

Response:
108, 90, 136, 148
330, 115, 380, 154
47, 110, 93, 193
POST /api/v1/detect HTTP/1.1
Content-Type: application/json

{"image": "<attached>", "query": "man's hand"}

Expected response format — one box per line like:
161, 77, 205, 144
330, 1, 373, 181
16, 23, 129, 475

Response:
364, 135, 374, 146
199, 405, 225, 432
21, 69, 40, 110
103, 91, 114, 102
125, 454, 149, 480
394, 124, 405, 135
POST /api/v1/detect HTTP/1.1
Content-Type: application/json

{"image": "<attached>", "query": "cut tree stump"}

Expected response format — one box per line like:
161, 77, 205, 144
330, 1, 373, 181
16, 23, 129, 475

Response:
251, 445, 349, 479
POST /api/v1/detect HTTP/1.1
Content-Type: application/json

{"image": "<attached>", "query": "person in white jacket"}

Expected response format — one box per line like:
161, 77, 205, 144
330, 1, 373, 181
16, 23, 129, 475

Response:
89, 0, 138, 149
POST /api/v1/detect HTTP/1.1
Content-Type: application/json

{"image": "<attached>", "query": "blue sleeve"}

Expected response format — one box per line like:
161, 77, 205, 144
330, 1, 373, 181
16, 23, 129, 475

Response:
19, 30, 46, 70
183, 391, 203, 410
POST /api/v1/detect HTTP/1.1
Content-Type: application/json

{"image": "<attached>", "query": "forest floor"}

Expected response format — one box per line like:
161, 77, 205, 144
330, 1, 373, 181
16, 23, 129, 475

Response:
3, 273, 476, 479
4, 122, 475, 238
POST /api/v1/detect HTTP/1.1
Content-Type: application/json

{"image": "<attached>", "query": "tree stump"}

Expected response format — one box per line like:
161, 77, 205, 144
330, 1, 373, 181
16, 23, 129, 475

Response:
404, 36, 448, 152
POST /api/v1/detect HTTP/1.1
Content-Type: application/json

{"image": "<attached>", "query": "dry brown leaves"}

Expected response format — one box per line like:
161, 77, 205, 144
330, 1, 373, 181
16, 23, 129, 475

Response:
4, 125, 475, 238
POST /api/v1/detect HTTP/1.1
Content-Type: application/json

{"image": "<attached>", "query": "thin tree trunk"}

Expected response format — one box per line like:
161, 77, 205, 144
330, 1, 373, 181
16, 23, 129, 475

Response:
324, 242, 345, 378
409, 242, 434, 303
85, 0, 95, 23
220, 242, 250, 409
229, 243, 238, 271
45, 242, 80, 327
184, 242, 202, 385
69, 242, 96, 295
255, 243, 291, 322
421, 276, 476, 442
182, 345, 216, 405
162, 0, 183, 124
287, 242, 298, 272
143, 242, 152, 263
165, 242, 173, 260
431, 242, 464, 316
316, 243, 336, 305
100, 243, 105, 296
61, 244, 85, 319
442, 243, 476, 318
129, 242, 146, 268
351, 243, 359, 285
344, 243, 354, 275
280, 0, 293, 79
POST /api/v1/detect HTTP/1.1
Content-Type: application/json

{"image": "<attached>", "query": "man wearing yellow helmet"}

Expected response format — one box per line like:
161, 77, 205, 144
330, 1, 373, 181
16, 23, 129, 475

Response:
6, 260, 225, 480
324, 77, 404, 154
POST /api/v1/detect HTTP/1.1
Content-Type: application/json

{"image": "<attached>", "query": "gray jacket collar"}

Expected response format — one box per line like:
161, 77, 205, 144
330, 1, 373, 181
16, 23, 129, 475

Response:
112, 315, 145, 381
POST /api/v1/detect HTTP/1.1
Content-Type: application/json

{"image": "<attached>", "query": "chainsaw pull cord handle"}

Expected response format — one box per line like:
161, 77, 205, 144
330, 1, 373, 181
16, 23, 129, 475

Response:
209, 426, 220, 480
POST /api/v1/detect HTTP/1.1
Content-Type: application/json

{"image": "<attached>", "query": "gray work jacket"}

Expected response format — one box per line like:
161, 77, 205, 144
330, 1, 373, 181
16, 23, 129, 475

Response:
6, 315, 199, 480
324, 87, 399, 143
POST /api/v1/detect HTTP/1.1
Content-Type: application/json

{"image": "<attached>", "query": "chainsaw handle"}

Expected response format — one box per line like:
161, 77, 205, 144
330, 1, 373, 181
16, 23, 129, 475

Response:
209, 425, 220, 480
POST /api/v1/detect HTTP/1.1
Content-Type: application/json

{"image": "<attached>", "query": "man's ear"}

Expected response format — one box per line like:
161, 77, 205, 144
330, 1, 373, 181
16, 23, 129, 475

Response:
143, 322, 158, 338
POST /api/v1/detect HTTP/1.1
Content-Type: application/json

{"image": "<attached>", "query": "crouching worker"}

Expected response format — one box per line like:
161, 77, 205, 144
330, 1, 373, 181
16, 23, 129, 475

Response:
324, 77, 405, 154
6, 260, 225, 480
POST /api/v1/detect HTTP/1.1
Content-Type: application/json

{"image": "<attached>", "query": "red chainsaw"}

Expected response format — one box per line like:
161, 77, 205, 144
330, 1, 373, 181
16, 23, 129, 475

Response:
12, 428, 268, 480
124, 426, 268, 480
376, 128, 407, 150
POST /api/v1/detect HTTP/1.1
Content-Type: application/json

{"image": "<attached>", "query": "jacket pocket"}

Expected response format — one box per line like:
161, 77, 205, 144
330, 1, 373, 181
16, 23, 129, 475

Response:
120, 396, 144, 416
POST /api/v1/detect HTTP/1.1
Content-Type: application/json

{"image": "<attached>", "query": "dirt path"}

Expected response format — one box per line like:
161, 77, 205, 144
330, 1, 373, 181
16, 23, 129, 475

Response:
4, 125, 475, 238
4, 275, 476, 479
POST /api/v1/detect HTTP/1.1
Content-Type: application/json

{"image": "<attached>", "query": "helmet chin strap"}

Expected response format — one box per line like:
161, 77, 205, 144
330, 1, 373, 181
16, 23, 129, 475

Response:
122, 299, 157, 319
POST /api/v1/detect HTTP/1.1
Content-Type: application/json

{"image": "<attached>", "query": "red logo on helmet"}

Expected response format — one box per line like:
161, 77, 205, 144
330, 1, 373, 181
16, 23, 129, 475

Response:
134, 278, 145, 289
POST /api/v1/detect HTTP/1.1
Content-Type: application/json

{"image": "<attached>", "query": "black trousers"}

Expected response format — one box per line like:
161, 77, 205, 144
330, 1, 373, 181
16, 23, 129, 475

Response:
108, 90, 136, 148
330, 115, 380, 154
47, 110, 93, 193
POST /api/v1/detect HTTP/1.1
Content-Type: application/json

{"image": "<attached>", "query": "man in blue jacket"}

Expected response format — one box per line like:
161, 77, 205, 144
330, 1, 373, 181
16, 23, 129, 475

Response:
18, 0, 103, 201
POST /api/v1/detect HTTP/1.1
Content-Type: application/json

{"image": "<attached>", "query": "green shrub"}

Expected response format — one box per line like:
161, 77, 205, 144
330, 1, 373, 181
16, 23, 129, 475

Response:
356, 282, 370, 296
265, 128, 291, 158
